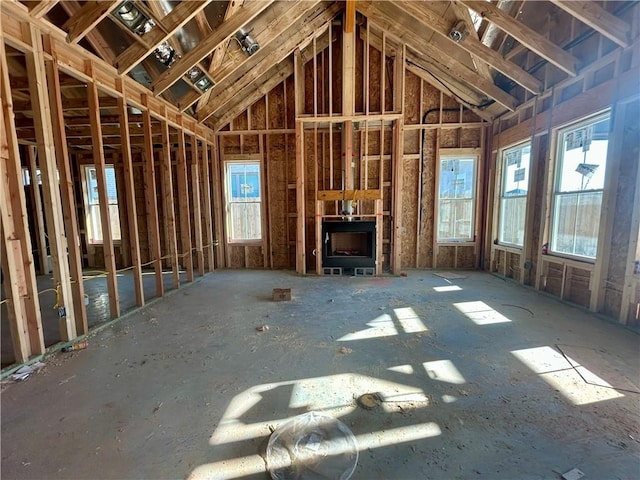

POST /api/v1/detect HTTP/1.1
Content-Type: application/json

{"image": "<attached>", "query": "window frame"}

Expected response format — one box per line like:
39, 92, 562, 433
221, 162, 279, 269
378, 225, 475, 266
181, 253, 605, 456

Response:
497, 141, 532, 248
81, 164, 121, 245
549, 111, 611, 262
224, 158, 264, 244
436, 151, 479, 243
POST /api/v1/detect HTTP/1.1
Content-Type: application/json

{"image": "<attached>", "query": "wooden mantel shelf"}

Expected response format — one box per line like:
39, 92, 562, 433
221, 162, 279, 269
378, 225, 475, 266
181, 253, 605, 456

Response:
317, 190, 382, 201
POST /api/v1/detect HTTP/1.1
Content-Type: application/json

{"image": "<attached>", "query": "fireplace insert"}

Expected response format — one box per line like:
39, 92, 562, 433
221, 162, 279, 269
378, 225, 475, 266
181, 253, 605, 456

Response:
322, 220, 376, 270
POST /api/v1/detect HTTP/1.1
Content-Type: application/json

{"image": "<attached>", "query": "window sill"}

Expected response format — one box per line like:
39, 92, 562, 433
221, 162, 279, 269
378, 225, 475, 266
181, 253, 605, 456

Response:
541, 253, 595, 270
493, 244, 523, 255
227, 240, 263, 246
437, 241, 475, 246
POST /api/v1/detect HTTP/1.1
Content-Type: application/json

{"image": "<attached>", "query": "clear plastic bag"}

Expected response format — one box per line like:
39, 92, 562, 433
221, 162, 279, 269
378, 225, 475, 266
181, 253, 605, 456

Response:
266, 411, 359, 480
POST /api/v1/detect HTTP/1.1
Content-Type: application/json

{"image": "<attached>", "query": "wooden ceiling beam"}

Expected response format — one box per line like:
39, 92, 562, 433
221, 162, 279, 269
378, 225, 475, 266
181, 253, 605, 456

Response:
29, 1, 59, 19
150, 0, 274, 96
208, 27, 331, 131
359, 1, 517, 111
63, 0, 120, 44
459, 0, 578, 76
397, 1, 542, 94
115, 0, 210, 75
58, 1, 116, 61
206, 0, 245, 72
197, 1, 339, 122
450, 1, 492, 81
360, 27, 489, 113
549, 0, 630, 48
191, 0, 324, 113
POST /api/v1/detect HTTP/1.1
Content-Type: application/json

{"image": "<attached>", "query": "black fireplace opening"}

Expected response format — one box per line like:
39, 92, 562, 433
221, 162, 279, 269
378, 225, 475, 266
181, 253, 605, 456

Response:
322, 221, 376, 271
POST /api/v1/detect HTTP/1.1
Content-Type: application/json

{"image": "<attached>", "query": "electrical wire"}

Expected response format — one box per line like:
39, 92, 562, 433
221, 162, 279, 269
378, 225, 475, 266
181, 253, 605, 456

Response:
407, 59, 495, 111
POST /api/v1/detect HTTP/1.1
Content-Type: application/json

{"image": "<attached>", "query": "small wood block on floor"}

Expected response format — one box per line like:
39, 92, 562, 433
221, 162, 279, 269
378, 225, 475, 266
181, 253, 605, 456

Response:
272, 288, 292, 301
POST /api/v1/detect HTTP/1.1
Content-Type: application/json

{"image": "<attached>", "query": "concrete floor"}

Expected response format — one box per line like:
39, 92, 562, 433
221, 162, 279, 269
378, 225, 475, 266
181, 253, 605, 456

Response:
1, 270, 639, 479
1, 269, 188, 367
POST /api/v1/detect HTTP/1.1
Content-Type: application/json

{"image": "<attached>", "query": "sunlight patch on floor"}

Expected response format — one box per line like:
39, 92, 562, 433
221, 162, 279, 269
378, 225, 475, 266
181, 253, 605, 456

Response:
512, 346, 625, 405
394, 307, 428, 333
454, 301, 512, 325
338, 314, 398, 341
423, 359, 466, 384
433, 285, 462, 292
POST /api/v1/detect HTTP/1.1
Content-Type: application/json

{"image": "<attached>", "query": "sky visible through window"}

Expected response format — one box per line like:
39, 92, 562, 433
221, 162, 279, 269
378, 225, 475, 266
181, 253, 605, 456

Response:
558, 118, 609, 192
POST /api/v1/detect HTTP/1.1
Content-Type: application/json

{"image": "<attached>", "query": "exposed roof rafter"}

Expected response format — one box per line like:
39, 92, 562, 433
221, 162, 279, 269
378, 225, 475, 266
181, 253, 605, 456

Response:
549, 0, 630, 48
459, 0, 578, 76
150, 0, 275, 96
63, 0, 120, 44
359, 1, 518, 111
115, 0, 210, 75
396, 0, 542, 94
197, 1, 340, 122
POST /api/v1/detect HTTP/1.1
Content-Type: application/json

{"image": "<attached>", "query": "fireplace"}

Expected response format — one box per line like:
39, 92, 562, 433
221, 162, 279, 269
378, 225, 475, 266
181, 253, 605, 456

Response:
322, 221, 376, 272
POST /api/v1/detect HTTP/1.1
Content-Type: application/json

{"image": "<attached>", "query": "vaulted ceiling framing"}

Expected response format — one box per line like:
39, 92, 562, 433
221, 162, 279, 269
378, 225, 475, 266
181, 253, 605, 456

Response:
5, 0, 636, 141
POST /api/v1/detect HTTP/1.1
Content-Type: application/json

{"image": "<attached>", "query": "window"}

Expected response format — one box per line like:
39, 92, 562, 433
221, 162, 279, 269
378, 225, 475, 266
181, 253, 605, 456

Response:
437, 155, 477, 242
83, 165, 121, 244
551, 113, 610, 259
498, 143, 531, 246
225, 161, 262, 241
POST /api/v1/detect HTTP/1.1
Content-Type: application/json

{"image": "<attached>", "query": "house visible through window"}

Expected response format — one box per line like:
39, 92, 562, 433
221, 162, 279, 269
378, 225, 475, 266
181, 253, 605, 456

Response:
551, 112, 610, 259
84, 165, 121, 244
499, 143, 531, 246
437, 156, 477, 242
225, 161, 262, 241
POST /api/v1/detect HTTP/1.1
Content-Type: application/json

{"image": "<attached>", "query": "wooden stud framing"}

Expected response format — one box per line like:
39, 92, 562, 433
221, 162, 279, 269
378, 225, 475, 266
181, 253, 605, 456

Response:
141, 96, 164, 298
1, 31, 43, 360
190, 134, 205, 277
87, 70, 119, 320
619, 116, 640, 322
26, 146, 48, 275
160, 117, 180, 289
376, 198, 383, 275
176, 119, 194, 282
199, 137, 215, 272
211, 136, 225, 268
391, 119, 404, 274
26, 25, 77, 340
295, 121, 306, 274
343, 7, 355, 117
116, 79, 144, 307
591, 105, 623, 312
45, 37, 88, 334
0, 222, 30, 363
520, 99, 539, 284
260, 134, 269, 269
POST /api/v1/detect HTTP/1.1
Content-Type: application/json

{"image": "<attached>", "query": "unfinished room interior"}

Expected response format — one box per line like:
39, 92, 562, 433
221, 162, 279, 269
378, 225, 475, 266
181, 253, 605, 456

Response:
1, 0, 639, 478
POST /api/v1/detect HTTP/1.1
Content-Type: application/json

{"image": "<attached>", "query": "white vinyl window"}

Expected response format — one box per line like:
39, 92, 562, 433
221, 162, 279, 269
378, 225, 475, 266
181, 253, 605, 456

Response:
498, 143, 531, 247
83, 165, 121, 244
225, 161, 262, 241
550, 112, 610, 259
437, 156, 477, 242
